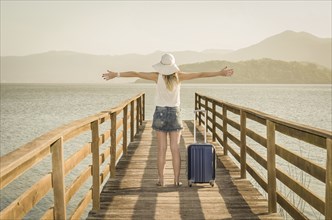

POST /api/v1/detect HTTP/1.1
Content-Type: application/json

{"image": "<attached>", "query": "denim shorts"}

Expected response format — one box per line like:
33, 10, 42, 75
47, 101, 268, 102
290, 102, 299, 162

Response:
152, 106, 183, 132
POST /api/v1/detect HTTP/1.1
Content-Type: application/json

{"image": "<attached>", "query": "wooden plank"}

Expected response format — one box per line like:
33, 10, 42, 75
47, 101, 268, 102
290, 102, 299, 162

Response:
0, 174, 52, 219
52, 137, 66, 220
276, 193, 307, 220
276, 144, 325, 183
63, 123, 91, 142
267, 120, 277, 213
227, 132, 241, 148
227, 117, 240, 131
276, 123, 326, 149
276, 168, 324, 214
99, 129, 110, 146
326, 138, 332, 219
205, 102, 213, 113
0, 145, 50, 189
115, 109, 122, 116
116, 118, 123, 131
130, 101, 135, 141
40, 207, 53, 220
224, 104, 240, 115
271, 117, 332, 140
100, 147, 111, 165
91, 120, 100, 211
99, 114, 110, 125
246, 111, 266, 126
65, 166, 91, 205
136, 98, 140, 131
246, 163, 268, 192
240, 110, 247, 179
222, 106, 228, 155
207, 123, 213, 134
70, 189, 93, 220
88, 120, 283, 220
215, 123, 223, 132
142, 93, 145, 121
116, 131, 123, 146
246, 127, 267, 148
116, 147, 123, 162
224, 139, 240, 163
246, 145, 267, 169
64, 142, 91, 175
123, 106, 128, 155
215, 132, 224, 147
215, 111, 223, 121
100, 162, 110, 185
139, 96, 143, 124
110, 112, 117, 178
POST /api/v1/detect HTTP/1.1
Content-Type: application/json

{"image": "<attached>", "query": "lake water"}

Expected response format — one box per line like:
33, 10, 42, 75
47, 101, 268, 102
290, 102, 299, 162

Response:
0, 83, 331, 219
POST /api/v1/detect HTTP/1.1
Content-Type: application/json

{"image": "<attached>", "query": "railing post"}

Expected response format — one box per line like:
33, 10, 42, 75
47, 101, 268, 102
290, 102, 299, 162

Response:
130, 101, 135, 141
136, 98, 140, 132
326, 138, 332, 219
205, 98, 208, 129
110, 112, 117, 178
123, 106, 128, 155
198, 96, 202, 126
212, 101, 216, 142
240, 110, 247, 179
267, 120, 277, 213
142, 94, 145, 122
91, 120, 100, 211
139, 95, 143, 125
51, 137, 66, 220
205, 97, 209, 126
222, 105, 228, 155
195, 93, 199, 122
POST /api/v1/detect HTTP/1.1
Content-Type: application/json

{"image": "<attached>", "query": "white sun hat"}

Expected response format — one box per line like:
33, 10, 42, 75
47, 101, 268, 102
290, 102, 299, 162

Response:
152, 53, 180, 75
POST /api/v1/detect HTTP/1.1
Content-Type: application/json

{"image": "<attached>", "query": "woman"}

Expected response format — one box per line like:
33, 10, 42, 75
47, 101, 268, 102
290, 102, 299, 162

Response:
102, 53, 233, 187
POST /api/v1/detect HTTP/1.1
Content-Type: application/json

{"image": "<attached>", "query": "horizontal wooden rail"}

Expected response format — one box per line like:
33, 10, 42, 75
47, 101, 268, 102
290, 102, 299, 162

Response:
195, 92, 332, 220
0, 93, 145, 220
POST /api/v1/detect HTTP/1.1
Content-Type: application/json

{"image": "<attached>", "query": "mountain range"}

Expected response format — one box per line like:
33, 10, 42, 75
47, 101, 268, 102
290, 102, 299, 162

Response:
178, 59, 331, 84
0, 30, 331, 83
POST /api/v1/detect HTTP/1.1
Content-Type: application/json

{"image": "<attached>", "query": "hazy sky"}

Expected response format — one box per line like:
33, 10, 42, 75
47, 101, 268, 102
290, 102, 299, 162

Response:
1, 0, 331, 56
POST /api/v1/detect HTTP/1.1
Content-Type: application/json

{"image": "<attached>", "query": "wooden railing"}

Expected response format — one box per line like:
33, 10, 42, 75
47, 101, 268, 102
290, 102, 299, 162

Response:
195, 93, 332, 220
0, 93, 145, 220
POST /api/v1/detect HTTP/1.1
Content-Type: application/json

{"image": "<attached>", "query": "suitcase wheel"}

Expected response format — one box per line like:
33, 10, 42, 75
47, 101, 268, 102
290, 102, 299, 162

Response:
209, 180, 215, 187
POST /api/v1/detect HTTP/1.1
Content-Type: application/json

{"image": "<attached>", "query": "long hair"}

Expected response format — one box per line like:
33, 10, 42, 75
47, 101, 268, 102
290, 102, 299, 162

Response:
163, 73, 179, 91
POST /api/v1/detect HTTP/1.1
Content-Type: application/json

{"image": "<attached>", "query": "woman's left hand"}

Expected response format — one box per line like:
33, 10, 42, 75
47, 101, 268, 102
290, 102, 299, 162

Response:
102, 70, 117, 80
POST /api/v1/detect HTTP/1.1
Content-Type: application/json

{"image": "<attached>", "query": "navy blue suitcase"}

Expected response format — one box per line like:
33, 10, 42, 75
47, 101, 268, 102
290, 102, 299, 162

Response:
187, 110, 216, 187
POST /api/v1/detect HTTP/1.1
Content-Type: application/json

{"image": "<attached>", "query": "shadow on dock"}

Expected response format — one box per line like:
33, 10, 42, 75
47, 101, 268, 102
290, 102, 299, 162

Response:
87, 121, 282, 219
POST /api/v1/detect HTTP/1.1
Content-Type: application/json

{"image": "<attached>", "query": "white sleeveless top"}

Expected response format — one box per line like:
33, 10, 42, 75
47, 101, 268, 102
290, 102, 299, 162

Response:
155, 74, 181, 107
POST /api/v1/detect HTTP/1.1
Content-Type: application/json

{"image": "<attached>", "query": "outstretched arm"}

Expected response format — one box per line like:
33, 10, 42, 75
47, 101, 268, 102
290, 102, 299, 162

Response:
102, 70, 158, 82
178, 66, 233, 81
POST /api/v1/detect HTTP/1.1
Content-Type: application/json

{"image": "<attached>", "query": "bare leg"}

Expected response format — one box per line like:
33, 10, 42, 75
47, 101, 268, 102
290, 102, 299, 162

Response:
156, 131, 167, 186
169, 131, 182, 185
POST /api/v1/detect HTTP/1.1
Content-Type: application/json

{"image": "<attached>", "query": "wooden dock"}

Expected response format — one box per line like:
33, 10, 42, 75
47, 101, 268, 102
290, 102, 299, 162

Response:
2, 92, 330, 219
87, 120, 282, 220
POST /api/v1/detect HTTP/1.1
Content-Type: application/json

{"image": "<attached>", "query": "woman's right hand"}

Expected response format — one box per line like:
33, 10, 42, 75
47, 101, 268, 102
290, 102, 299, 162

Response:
102, 70, 117, 80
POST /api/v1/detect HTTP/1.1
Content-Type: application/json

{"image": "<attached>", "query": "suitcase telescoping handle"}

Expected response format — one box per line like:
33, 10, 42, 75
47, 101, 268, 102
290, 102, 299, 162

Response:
193, 109, 207, 143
